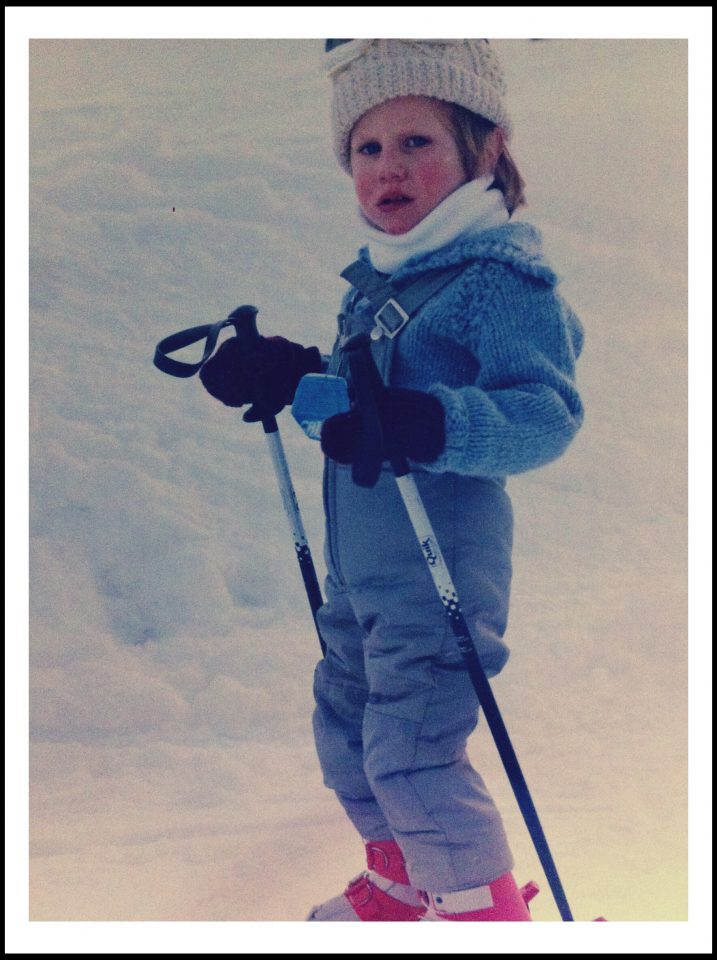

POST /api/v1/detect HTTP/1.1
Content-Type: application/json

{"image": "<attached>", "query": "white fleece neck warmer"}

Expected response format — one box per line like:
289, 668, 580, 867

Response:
363, 176, 509, 274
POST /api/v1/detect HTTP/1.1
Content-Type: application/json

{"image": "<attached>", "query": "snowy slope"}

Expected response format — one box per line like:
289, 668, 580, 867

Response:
13, 15, 711, 954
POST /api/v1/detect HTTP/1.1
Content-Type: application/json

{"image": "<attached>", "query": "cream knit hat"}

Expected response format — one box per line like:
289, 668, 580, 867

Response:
326, 39, 512, 173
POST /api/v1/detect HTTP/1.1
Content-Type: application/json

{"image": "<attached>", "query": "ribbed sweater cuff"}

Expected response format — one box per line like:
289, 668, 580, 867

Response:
425, 383, 472, 473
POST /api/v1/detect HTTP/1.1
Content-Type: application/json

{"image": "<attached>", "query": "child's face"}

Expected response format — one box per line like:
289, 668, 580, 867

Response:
349, 95, 467, 236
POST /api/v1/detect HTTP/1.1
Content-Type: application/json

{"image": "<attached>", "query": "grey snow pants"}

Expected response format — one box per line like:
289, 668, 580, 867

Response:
312, 462, 516, 892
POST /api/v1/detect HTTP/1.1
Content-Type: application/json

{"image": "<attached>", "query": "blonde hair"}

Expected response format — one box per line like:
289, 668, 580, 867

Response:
448, 104, 526, 215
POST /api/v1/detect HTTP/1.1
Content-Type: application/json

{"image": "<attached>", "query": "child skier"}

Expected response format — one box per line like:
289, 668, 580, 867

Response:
199, 39, 584, 921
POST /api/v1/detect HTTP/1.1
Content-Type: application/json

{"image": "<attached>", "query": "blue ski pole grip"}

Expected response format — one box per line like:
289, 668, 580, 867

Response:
292, 374, 351, 440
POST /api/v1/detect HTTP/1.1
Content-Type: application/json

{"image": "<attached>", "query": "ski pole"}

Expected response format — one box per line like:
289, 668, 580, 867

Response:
345, 332, 574, 922
153, 306, 326, 656
230, 307, 326, 656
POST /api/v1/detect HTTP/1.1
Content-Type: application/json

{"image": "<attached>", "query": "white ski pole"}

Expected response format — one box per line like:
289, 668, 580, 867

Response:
346, 332, 574, 921
154, 305, 326, 655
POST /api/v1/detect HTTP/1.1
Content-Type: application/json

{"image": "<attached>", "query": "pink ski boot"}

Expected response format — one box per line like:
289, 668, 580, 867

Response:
306, 839, 425, 921
420, 872, 537, 921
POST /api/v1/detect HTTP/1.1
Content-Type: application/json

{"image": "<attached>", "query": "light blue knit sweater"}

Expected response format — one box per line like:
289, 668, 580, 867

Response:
338, 220, 584, 479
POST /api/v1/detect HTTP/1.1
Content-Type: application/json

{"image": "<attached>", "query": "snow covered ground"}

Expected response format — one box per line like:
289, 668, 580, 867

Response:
9, 7, 712, 955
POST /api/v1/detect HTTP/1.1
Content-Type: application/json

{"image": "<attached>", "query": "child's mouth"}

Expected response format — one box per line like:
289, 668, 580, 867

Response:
378, 196, 413, 211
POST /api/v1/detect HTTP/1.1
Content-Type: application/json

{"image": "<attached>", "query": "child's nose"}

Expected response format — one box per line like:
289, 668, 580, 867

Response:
377, 147, 408, 181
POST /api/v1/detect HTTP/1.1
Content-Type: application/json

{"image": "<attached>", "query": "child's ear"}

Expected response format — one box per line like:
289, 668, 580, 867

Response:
481, 128, 505, 177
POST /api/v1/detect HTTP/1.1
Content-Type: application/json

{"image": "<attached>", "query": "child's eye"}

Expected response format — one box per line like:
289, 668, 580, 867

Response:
356, 141, 381, 156
354, 135, 431, 157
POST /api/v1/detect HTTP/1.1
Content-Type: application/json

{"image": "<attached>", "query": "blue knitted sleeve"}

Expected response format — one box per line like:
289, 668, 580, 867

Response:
425, 264, 584, 477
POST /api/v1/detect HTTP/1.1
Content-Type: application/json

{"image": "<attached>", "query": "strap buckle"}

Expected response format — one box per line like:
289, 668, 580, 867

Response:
371, 298, 410, 340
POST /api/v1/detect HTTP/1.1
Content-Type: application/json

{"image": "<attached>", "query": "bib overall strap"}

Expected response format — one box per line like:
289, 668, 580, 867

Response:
340, 260, 465, 341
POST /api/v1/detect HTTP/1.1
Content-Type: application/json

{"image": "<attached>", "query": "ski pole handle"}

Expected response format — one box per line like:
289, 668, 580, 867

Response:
228, 304, 260, 347
153, 304, 260, 378
227, 304, 282, 435
343, 332, 396, 488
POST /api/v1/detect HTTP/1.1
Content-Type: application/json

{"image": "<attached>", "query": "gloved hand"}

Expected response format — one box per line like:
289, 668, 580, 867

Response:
321, 386, 445, 464
199, 335, 323, 422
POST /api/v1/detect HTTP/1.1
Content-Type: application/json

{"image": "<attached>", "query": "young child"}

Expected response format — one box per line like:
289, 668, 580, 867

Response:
199, 39, 584, 921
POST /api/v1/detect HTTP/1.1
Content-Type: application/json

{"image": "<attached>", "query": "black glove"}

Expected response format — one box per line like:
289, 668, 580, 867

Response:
321, 387, 445, 464
199, 335, 322, 421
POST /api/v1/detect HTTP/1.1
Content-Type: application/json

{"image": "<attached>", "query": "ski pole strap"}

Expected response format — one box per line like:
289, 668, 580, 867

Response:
153, 305, 259, 378
153, 318, 234, 377
340, 260, 464, 340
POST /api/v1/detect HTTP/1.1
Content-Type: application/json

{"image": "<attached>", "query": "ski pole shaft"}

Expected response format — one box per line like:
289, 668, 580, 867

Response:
393, 468, 573, 921
263, 424, 326, 654
230, 306, 326, 656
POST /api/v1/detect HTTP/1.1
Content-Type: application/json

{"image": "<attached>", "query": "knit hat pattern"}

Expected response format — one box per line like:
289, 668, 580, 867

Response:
327, 39, 512, 173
